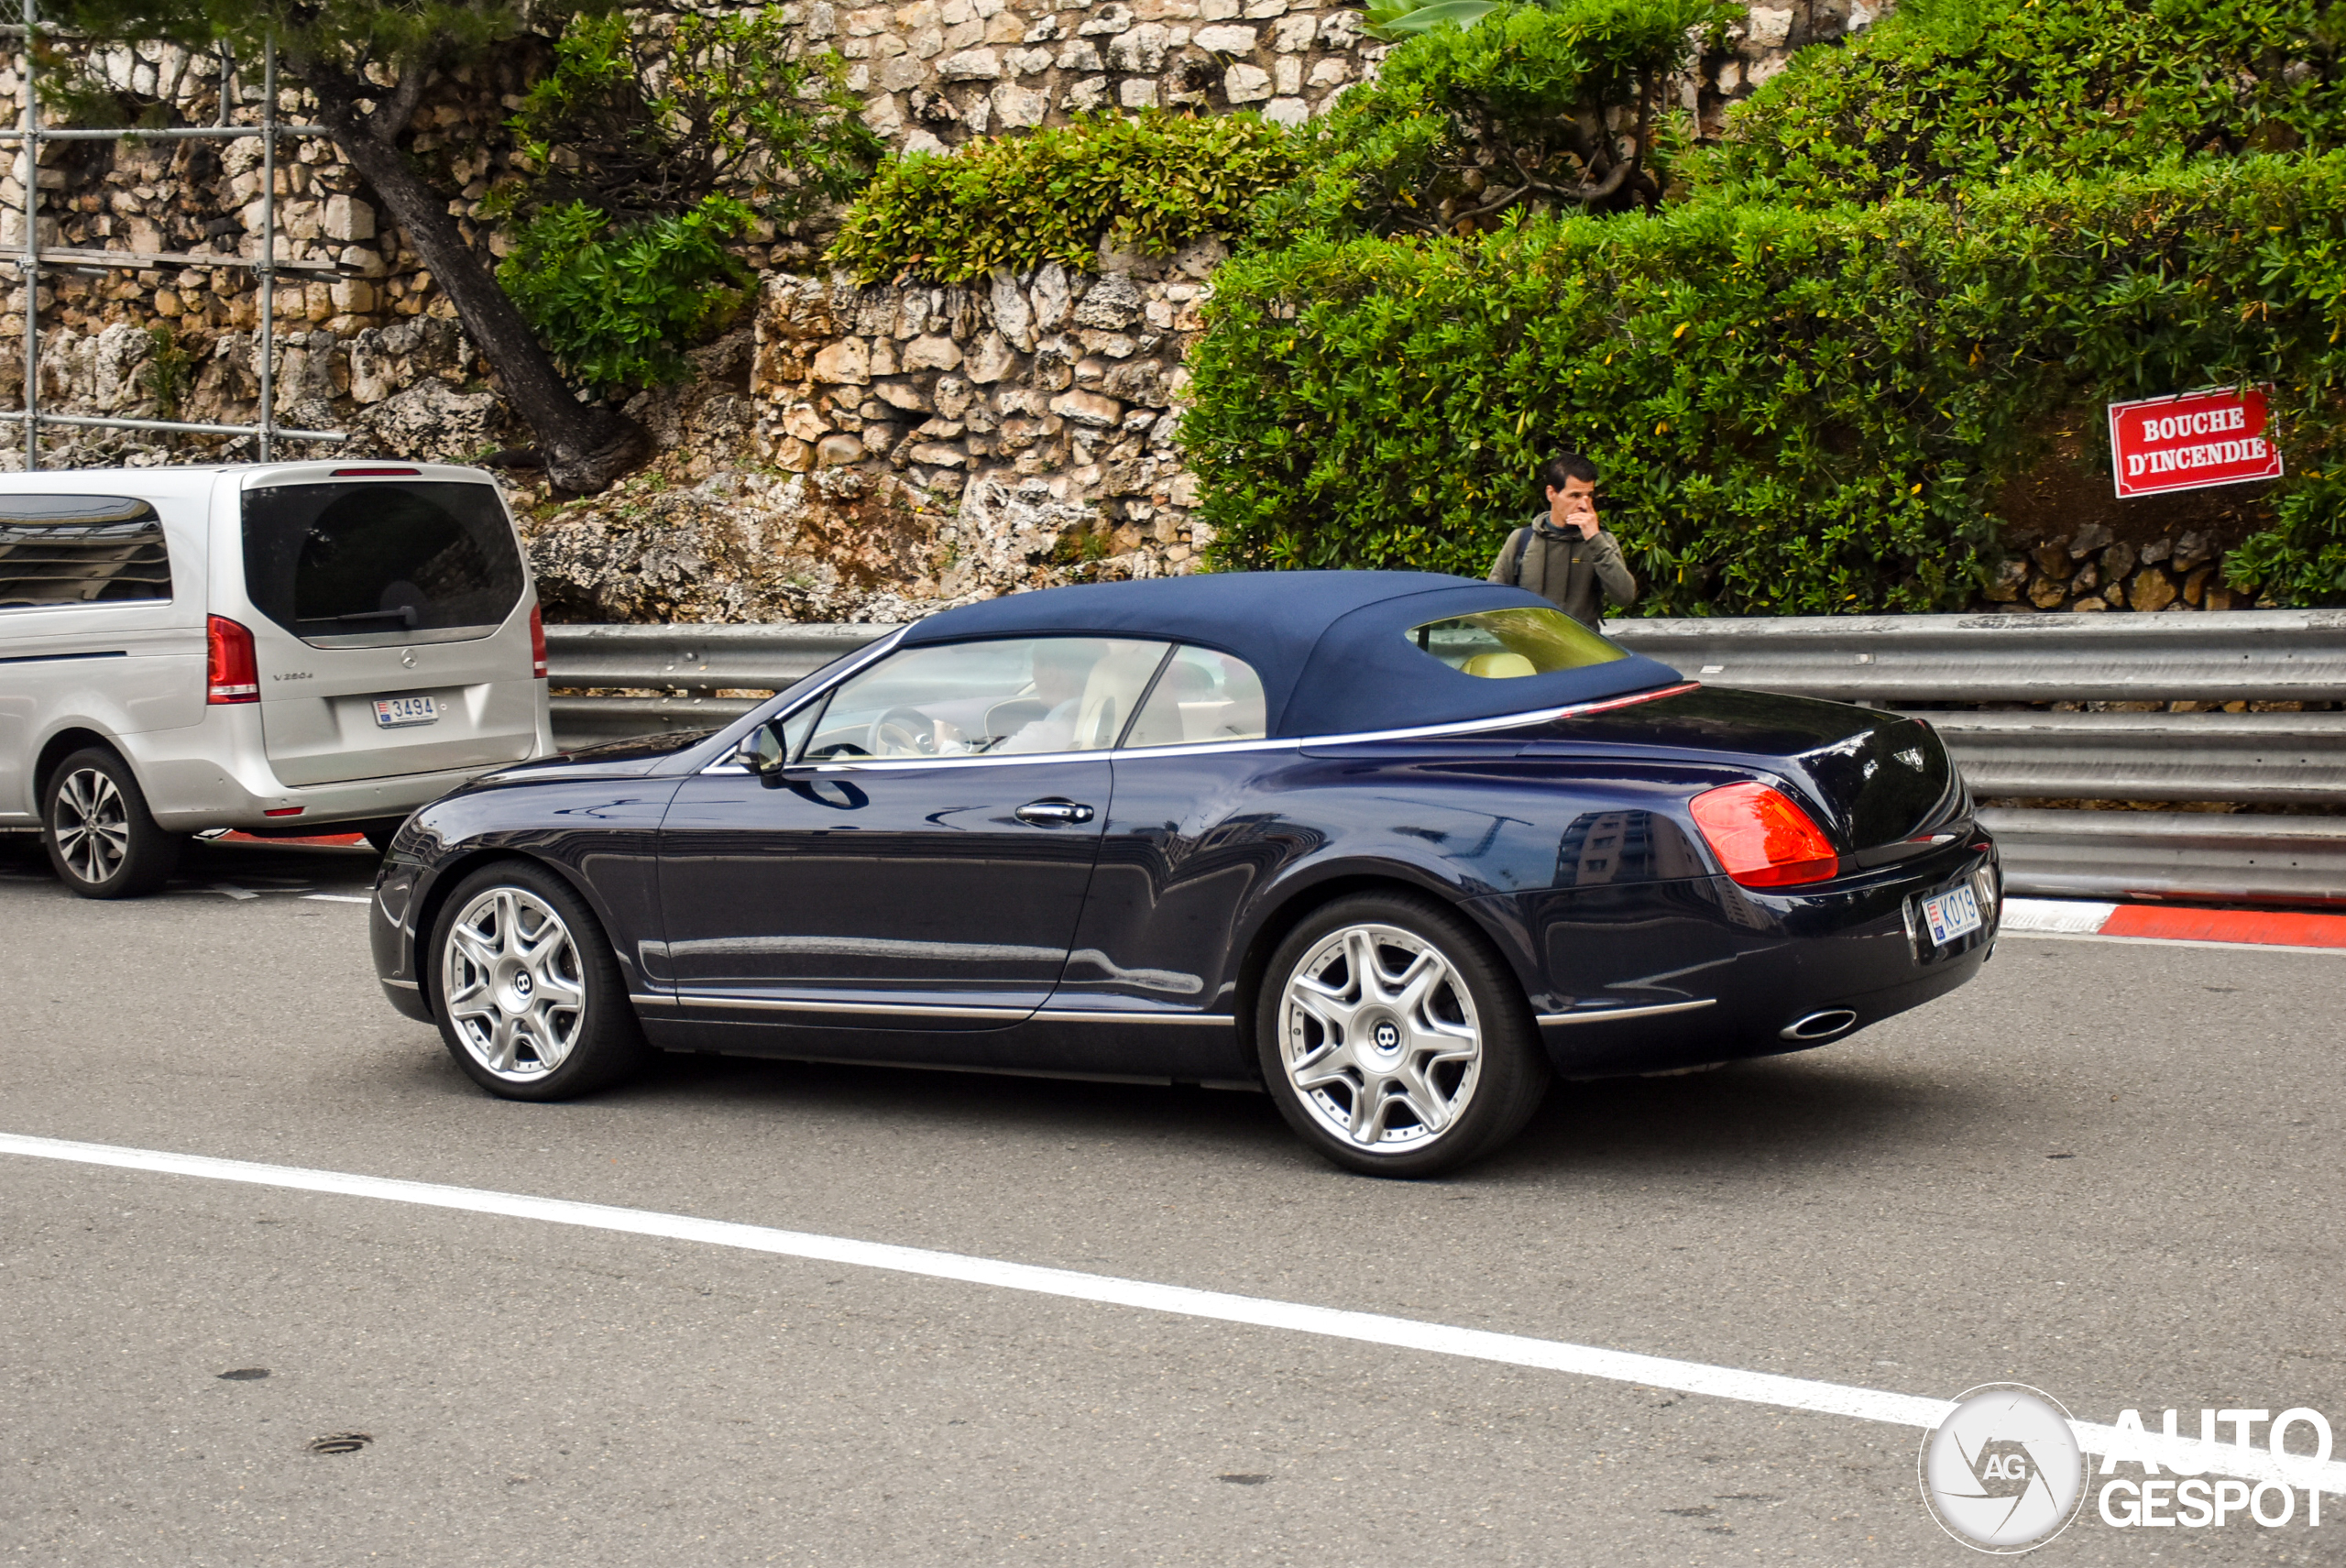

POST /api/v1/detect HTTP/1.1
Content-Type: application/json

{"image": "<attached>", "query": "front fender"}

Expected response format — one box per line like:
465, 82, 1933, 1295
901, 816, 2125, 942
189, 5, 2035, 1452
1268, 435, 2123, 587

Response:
371, 771, 683, 1014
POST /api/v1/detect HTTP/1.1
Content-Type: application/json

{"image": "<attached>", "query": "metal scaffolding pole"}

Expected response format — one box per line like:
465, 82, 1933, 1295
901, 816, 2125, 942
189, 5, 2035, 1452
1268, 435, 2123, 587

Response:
21, 0, 37, 469
5, 18, 345, 467
258, 40, 273, 463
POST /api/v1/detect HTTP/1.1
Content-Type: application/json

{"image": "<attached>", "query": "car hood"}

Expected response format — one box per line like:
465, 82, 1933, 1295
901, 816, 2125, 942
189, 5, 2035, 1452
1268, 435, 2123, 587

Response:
495, 728, 717, 781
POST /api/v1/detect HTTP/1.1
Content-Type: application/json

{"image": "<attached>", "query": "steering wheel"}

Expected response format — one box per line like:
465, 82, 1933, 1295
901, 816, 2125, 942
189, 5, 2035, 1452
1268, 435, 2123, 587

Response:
868, 706, 939, 757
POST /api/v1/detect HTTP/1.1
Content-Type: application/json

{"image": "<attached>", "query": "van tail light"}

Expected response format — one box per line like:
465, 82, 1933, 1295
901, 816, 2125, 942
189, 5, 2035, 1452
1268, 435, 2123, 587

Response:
528, 603, 547, 679
1689, 783, 1840, 889
206, 615, 259, 704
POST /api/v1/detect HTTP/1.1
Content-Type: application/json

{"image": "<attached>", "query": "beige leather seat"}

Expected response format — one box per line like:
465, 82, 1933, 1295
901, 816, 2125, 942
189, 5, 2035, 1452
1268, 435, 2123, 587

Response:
1460, 651, 1537, 679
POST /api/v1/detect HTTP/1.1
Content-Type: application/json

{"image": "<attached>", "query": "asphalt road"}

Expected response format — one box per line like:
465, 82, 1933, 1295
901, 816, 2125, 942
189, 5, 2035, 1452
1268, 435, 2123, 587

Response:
2, 830, 2341, 1566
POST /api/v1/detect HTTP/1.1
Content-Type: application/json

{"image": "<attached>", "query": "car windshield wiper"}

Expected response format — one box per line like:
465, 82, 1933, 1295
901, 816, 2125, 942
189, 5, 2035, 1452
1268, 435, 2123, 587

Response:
300, 608, 417, 626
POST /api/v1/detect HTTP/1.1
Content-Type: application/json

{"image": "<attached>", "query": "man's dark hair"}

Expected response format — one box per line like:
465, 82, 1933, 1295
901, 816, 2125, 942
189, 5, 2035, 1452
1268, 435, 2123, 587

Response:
1539, 451, 1600, 491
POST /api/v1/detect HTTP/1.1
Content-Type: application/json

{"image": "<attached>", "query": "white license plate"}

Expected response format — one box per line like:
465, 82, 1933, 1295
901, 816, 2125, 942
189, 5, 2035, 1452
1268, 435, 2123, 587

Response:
372, 696, 438, 729
1922, 884, 1983, 946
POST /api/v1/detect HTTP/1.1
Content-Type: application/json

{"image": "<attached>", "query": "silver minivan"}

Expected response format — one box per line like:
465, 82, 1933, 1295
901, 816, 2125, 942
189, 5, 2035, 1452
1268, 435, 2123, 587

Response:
0, 462, 554, 897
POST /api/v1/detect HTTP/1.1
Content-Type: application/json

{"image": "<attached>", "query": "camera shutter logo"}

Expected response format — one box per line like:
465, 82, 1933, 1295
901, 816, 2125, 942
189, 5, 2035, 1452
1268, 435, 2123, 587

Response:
1920, 1384, 2088, 1552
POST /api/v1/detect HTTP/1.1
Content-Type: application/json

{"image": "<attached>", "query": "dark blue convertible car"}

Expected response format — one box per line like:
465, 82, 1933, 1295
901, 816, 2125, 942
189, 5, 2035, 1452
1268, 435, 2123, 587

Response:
372, 572, 1998, 1175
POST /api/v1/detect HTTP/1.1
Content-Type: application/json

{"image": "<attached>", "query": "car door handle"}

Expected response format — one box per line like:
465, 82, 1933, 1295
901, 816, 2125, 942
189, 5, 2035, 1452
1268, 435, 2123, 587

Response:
1015, 799, 1095, 827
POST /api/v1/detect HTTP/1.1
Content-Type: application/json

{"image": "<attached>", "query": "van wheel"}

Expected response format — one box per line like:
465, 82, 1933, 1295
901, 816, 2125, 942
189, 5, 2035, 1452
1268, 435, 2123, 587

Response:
41, 748, 181, 899
1255, 892, 1551, 1178
427, 860, 650, 1101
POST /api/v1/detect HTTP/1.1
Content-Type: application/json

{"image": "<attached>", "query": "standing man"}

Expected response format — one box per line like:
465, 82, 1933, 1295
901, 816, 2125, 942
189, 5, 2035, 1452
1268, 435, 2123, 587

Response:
1489, 451, 1638, 628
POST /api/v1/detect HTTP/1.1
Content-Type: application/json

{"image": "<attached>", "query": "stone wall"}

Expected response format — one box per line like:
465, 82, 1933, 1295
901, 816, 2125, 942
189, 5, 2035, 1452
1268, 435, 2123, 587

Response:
521, 251, 1211, 623
1979, 524, 2274, 615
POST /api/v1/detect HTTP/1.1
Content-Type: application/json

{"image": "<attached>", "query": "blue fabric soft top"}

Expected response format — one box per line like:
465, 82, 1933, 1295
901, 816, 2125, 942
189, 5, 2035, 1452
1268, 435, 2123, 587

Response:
897, 571, 1684, 739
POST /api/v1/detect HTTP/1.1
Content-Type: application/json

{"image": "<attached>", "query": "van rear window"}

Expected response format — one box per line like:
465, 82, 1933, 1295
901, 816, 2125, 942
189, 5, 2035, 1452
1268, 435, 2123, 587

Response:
241, 481, 525, 647
0, 495, 171, 609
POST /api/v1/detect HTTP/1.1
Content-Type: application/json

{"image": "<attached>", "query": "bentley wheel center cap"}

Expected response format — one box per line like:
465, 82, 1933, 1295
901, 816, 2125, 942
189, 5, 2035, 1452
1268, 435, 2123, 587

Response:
1373, 1021, 1400, 1050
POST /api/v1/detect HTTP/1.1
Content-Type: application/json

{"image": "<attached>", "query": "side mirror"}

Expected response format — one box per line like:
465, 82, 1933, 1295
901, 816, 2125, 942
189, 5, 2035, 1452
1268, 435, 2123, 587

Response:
734, 721, 787, 774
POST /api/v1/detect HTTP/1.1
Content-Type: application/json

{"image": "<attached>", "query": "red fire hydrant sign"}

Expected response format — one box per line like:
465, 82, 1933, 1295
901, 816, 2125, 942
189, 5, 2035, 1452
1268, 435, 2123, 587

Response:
2108, 385, 2284, 499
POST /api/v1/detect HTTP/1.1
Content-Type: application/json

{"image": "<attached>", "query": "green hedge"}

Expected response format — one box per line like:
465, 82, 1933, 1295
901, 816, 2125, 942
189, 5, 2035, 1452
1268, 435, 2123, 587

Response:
1188, 155, 2346, 612
1252, 0, 1731, 240
830, 111, 1299, 282
1718, 0, 2346, 205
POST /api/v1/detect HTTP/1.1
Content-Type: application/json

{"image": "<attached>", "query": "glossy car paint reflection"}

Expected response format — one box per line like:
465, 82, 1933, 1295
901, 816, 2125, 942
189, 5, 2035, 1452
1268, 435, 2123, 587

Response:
651, 756, 1113, 1029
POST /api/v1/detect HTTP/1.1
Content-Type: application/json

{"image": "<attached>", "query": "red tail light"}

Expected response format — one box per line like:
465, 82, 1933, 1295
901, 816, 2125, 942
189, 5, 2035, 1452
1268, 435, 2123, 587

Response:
528, 603, 548, 679
1690, 783, 1839, 888
206, 615, 259, 704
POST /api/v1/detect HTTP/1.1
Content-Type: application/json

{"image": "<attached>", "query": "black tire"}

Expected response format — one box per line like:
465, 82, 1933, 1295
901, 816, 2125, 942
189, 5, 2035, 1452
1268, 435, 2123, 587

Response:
426, 859, 651, 1101
40, 747, 181, 899
1254, 891, 1551, 1178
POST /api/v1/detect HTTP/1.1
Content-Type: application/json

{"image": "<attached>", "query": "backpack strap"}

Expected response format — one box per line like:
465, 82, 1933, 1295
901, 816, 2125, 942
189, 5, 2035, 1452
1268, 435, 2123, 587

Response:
1502, 527, 1530, 587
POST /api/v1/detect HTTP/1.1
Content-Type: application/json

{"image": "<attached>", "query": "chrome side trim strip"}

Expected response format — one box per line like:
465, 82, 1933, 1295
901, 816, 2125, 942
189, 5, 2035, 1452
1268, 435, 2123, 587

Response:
381, 976, 420, 991
674, 992, 1033, 1020
1032, 1009, 1237, 1026
1535, 997, 1716, 1027
630, 992, 680, 1009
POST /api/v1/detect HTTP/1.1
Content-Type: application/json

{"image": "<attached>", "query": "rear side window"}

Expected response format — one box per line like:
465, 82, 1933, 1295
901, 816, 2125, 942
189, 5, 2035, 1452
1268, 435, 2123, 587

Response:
241, 481, 524, 647
0, 494, 171, 609
1406, 607, 1626, 678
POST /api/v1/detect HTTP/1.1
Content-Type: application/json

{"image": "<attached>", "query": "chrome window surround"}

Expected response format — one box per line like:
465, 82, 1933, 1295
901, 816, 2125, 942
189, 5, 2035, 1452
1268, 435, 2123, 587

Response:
701, 657, 1702, 776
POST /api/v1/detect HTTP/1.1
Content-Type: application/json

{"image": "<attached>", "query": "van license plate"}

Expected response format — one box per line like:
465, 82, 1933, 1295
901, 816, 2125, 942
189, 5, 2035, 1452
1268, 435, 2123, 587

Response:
373, 696, 438, 729
1922, 884, 1983, 946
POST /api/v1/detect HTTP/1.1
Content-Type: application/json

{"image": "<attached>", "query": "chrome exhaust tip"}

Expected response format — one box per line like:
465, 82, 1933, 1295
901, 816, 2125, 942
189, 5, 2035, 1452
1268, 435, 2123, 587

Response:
1779, 1008, 1858, 1042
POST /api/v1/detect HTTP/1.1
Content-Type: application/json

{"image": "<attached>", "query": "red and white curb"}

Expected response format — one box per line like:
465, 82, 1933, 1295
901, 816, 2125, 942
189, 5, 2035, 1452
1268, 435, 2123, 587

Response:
2004, 896, 2346, 952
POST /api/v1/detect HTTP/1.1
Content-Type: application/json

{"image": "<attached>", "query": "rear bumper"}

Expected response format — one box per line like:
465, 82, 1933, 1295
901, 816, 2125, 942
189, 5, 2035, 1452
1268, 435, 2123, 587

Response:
1469, 838, 2000, 1078
144, 755, 523, 830
118, 702, 554, 830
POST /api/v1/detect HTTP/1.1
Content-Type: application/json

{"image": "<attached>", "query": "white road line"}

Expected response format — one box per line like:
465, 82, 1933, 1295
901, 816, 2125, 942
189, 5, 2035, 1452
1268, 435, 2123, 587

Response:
1, 1130, 2337, 1494
301, 894, 371, 904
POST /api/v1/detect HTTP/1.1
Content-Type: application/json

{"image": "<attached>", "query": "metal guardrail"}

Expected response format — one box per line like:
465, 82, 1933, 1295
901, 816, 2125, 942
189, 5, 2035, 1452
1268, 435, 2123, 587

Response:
1602, 609, 2346, 704
543, 622, 883, 692
1928, 710, 2346, 806
1979, 808, 2346, 904
544, 612, 2346, 905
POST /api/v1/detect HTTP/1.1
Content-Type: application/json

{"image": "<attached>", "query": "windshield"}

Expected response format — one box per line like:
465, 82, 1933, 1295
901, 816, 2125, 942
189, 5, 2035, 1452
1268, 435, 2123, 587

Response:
241, 480, 525, 648
1406, 607, 1627, 678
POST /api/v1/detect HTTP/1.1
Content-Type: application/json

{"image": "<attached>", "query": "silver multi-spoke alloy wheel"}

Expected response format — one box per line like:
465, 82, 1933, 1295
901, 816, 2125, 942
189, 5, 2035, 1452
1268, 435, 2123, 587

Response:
50, 766, 130, 886
1278, 922, 1485, 1153
441, 886, 588, 1081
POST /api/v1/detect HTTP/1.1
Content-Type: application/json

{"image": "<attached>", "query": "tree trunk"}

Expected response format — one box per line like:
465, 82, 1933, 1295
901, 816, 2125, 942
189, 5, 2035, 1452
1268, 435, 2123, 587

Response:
308, 86, 650, 494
